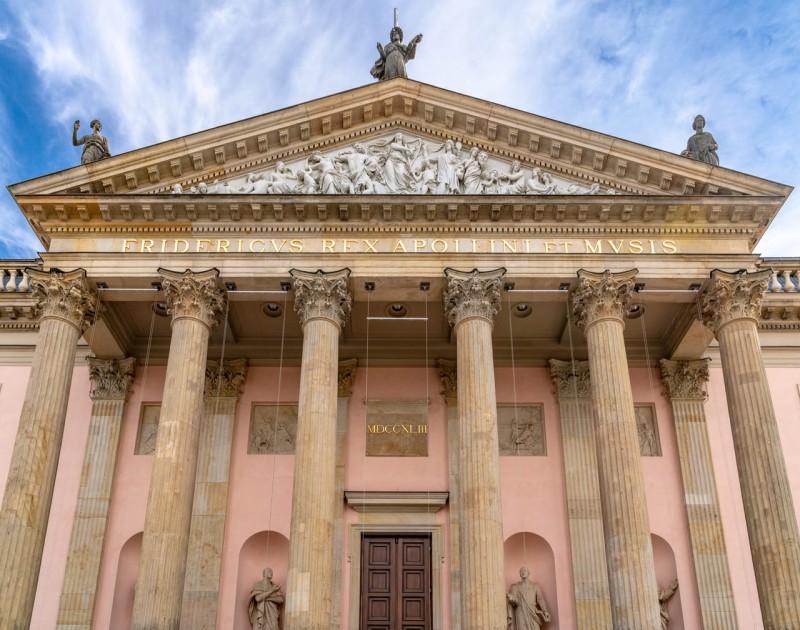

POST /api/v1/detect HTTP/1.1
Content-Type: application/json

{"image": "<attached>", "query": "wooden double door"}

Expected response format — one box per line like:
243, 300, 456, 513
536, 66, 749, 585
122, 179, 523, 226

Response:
360, 535, 432, 630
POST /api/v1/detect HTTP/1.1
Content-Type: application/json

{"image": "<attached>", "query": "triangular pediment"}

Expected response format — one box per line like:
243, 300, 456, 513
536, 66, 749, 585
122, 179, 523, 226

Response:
11, 79, 790, 200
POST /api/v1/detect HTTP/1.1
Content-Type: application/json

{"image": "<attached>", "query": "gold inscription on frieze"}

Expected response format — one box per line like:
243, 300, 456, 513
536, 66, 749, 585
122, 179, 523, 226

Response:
119, 237, 679, 255
366, 424, 428, 434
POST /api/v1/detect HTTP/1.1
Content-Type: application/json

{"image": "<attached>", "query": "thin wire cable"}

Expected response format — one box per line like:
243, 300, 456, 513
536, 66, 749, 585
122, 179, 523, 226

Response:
361, 287, 372, 535
424, 286, 431, 526
506, 291, 520, 453
264, 289, 289, 567
639, 307, 658, 457
135, 303, 158, 454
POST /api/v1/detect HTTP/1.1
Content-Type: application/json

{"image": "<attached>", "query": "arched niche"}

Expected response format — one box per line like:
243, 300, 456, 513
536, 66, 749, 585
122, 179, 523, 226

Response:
110, 532, 142, 629
504, 532, 558, 628
234, 531, 289, 630
652, 533, 684, 629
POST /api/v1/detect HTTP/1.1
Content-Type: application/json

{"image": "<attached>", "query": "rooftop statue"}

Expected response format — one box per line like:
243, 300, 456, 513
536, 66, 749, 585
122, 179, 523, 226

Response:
371, 10, 422, 81
681, 114, 719, 166
72, 119, 111, 165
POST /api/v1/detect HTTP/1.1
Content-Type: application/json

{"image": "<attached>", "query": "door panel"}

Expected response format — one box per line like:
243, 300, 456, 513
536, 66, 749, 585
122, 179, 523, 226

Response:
360, 535, 432, 630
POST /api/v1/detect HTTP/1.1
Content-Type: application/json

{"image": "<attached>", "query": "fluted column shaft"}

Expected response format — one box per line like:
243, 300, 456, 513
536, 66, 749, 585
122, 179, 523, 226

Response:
180, 359, 247, 629
702, 269, 800, 628
444, 268, 506, 630
57, 357, 136, 629
0, 268, 94, 629
284, 269, 351, 630
573, 269, 660, 629
660, 359, 737, 629
132, 269, 225, 630
549, 360, 612, 628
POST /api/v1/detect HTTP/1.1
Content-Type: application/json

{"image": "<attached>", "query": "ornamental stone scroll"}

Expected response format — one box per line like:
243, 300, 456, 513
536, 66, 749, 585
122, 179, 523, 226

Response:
443, 267, 506, 327
659, 358, 710, 401
89, 357, 137, 401
205, 358, 248, 399
158, 268, 227, 330
27, 268, 96, 330
700, 269, 770, 334
548, 359, 591, 399
571, 268, 638, 330
290, 268, 352, 329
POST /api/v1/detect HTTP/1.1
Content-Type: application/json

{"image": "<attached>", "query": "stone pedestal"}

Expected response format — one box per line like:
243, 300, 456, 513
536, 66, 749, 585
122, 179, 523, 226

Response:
284, 269, 351, 630
443, 267, 507, 630
0, 268, 95, 628
549, 359, 612, 628
572, 269, 660, 629
180, 358, 247, 629
660, 358, 737, 629
701, 269, 800, 627
57, 357, 136, 629
131, 269, 225, 630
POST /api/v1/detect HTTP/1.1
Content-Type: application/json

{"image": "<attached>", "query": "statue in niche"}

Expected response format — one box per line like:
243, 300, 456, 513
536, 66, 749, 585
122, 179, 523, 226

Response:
72, 119, 111, 164
658, 578, 679, 629
248, 567, 284, 630
507, 566, 551, 630
370, 20, 423, 81
681, 114, 719, 166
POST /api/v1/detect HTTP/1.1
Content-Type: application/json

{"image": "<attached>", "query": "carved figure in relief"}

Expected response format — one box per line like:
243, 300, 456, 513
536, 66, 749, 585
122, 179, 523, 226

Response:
307, 151, 354, 194
636, 407, 658, 456
334, 144, 380, 193
525, 167, 556, 194
293, 168, 319, 194
369, 133, 420, 193
507, 566, 551, 630
72, 119, 111, 164
371, 25, 423, 81
266, 162, 297, 194
500, 160, 527, 194
681, 114, 719, 166
658, 578, 679, 629
433, 139, 463, 194
462, 149, 488, 194
248, 567, 283, 630
239, 173, 271, 194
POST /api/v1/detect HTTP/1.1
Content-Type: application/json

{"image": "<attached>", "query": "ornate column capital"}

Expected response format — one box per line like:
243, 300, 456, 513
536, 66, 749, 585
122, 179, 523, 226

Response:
158, 268, 226, 330
571, 269, 638, 330
338, 358, 358, 397
28, 268, 95, 330
549, 359, 591, 398
290, 268, 352, 328
443, 267, 506, 327
436, 358, 457, 400
88, 357, 137, 401
700, 269, 770, 333
204, 358, 248, 399
659, 358, 710, 400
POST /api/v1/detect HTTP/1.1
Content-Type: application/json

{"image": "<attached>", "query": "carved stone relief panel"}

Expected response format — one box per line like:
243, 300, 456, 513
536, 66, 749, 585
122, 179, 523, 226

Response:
635, 404, 661, 457
135, 403, 161, 455
248, 404, 298, 454
365, 400, 429, 457
498, 405, 545, 456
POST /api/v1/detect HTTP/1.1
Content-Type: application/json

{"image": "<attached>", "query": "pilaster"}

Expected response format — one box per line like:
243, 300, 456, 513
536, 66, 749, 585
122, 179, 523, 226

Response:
572, 269, 660, 629
284, 269, 351, 630
443, 267, 506, 630
131, 268, 225, 630
660, 358, 737, 629
0, 268, 95, 629
180, 358, 247, 629
549, 359, 612, 628
701, 269, 800, 627
57, 357, 136, 629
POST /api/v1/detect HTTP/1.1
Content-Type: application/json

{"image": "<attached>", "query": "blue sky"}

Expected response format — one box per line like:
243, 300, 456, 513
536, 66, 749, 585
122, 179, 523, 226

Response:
0, 0, 798, 259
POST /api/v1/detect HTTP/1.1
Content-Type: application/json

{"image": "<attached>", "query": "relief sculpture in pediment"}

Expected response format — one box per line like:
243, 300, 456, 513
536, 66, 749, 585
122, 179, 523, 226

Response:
169, 133, 617, 197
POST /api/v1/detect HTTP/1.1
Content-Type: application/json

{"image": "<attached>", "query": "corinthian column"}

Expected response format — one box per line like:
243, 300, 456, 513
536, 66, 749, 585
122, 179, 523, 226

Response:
132, 269, 225, 630
548, 359, 612, 628
284, 268, 351, 630
572, 269, 660, 629
443, 267, 507, 630
180, 358, 247, 629
57, 357, 136, 629
701, 269, 800, 627
660, 358, 737, 629
0, 268, 95, 628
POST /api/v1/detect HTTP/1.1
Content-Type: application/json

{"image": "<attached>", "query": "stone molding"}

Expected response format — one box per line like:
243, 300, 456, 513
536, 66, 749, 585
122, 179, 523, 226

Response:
701, 268, 771, 333
337, 358, 358, 397
443, 267, 506, 327
548, 358, 591, 398
571, 268, 638, 330
290, 268, 352, 328
204, 358, 248, 399
659, 358, 710, 400
436, 359, 457, 400
88, 357, 136, 401
28, 268, 95, 330
158, 268, 226, 329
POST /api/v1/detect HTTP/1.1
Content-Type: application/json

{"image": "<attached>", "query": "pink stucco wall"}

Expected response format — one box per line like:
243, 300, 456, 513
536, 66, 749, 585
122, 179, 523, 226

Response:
2, 360, 799, 628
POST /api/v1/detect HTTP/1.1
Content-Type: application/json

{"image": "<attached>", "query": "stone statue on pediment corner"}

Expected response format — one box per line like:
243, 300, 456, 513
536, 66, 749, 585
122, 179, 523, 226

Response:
72, 119, 111, 165
681, 114, 719, 166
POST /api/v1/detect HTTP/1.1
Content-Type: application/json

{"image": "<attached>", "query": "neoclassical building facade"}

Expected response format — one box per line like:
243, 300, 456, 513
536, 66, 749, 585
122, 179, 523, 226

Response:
0, 78, 799, 629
